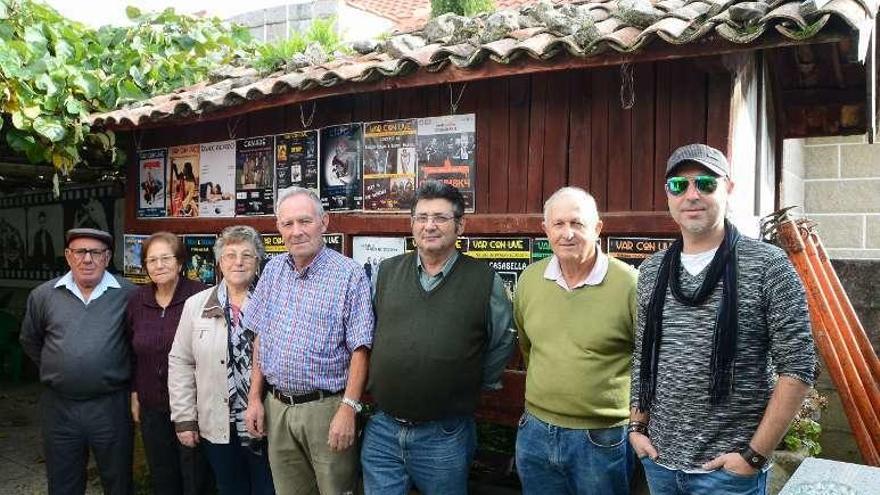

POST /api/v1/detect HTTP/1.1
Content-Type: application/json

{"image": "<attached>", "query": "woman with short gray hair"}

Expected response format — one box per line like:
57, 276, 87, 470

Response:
169, 225, 274, 494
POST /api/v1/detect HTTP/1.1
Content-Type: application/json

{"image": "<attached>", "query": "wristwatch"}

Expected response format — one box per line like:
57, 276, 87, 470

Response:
341, 397, 363, 413
739, 446, 768, 469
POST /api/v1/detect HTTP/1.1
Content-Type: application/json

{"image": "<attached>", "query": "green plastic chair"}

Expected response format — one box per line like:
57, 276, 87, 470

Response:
0, 310, 23, 383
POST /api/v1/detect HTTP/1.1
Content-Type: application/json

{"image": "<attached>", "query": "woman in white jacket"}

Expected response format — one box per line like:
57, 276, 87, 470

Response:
169, 225, 274, 494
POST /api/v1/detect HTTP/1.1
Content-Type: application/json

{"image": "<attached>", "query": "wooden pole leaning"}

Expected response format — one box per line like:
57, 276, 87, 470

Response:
773, 216, 880, 465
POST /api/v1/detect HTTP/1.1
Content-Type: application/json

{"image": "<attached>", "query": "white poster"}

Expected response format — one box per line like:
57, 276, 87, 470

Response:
351, 236, 406, 286
199, 140, 236, 217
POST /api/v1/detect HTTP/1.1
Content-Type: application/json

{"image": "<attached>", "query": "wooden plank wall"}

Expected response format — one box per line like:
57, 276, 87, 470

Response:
129, 58, 732, 239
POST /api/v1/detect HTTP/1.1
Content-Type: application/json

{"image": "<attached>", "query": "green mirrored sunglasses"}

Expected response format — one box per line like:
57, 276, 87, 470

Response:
665, 175, 721, 196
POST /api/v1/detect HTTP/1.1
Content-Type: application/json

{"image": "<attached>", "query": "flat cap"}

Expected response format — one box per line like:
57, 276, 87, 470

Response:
666, 144, 730, 178
66, 228, 113, 247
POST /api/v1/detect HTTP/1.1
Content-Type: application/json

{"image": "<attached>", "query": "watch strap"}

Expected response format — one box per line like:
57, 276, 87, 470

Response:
739, 446, 768, 469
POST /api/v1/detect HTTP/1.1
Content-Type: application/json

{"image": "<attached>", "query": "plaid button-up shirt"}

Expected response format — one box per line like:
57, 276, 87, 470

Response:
244, 246, 374, 394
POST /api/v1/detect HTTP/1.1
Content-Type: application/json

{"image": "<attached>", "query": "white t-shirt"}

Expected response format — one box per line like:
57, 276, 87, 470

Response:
680, 248, 718, 276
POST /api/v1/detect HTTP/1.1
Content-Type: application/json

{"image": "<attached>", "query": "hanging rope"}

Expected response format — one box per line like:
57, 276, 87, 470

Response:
449, 82, 468, 114
227, 116, 244, 140
300, 102, 317, 128
132, 130, 144, 151
620, 62, 635, 110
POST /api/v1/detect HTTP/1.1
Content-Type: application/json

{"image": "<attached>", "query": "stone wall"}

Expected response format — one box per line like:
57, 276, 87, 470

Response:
784, 135, 880, 260
228, 0, 392, 43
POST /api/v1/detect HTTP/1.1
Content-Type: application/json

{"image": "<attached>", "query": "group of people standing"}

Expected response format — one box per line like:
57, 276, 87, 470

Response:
19, 143, 816, 495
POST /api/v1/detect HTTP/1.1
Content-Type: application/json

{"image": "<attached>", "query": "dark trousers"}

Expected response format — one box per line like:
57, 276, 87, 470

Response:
140, 406, 215, 495
40, 388, 133, 495
202, 423, 275, 495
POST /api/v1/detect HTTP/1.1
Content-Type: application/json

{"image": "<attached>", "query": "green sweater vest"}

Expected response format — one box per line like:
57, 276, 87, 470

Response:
369, 252, 494, 420
514, 256, 637, 429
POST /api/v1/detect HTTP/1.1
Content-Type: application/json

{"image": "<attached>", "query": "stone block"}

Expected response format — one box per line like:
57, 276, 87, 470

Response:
866, 215, 880, 249
840, 143, 880, 178
810, 215, 863, 248
229, 10, 265, 28
781, 170, 804, 209
314, 0, 339, 18
266, 22, 289, 42
291, 2, 312, 20
783, 139, 805, 178
264, 5, 288, 24
826, 248, 880, 260
803, 146, 839, 179
805, 134, 866, 145
804, 179, 880, 213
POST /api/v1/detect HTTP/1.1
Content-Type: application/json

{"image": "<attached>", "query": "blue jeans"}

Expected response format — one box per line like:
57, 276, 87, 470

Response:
641, 456, 768, 495
361, 410, 476, 495
515, 412, 633, 495
201, 424, 275, 495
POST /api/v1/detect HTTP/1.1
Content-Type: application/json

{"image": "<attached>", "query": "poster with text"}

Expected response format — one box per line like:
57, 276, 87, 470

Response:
323, 233, 344, 255
199, 140, 236, 217
404, 236, 469, 253
184, 235, 217, 285
363, 119, 417, 212
236, 136, 275, 215
607, 236, 675, 267
467, 237, 532, 295
260, 233, 287, 272
417, 114, 476, 211
353, 236, 405, 286
167, 144, 200, 217
123, 234, 149, 284
276, 131, 319, 194
320, 124, 363, 211
531, 238, 552, 263
137, 149, 166, 217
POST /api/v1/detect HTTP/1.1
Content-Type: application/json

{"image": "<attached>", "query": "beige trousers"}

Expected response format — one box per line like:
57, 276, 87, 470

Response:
264, 393, 358, 495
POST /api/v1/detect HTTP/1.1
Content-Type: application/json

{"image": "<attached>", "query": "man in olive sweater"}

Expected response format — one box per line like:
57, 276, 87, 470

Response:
362, 181, 516, 495
20, 228, 136, 495
514, 187, 638, 494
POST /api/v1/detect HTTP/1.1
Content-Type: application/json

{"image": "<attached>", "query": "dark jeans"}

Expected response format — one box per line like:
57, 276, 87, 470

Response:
201, 423, 275, 495
641, 457, 769, 495
361, 411, 476, 495
40, 388, 133, 495
515, 412, 634, 495
140, 406, 214, 495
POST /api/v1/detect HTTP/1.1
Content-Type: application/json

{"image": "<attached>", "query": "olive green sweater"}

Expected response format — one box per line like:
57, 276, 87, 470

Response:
514, 256, 637, 429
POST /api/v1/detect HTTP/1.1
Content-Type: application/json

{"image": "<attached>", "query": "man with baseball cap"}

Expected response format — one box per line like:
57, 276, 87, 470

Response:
628, 144, 817, 494
21, 227, 137, 494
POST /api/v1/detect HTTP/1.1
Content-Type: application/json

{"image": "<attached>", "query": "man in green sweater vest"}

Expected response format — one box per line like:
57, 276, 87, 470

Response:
362, 181, 516, 495
20, 228, 136, 495
514, 187, 638, 494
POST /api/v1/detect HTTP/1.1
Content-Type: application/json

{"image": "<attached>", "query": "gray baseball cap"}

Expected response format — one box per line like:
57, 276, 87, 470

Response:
66, 228, 113, 248
666, 144, 730, 178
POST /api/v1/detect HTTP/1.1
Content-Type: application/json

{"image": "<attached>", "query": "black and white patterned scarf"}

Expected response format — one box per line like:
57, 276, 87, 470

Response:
217, 281, 259, 451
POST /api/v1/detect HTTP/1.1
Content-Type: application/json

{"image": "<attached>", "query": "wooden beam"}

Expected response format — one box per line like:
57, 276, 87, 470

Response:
782, 88, 864, 106
125, 211, 679, 237
98, 31, 851, 132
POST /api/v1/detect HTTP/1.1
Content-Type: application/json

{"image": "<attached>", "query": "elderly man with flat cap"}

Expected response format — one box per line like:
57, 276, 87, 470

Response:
629, 144, 816, 495
21, 228, 137, 495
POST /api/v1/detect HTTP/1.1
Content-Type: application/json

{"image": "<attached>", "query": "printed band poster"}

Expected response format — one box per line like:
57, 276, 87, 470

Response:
123, 234, 149, 284
0, 208, 27, 278
26, 204, 63, 274
607, 236, 675, 267
531, 238, 552, 263
184, 235, 217, 285
137, 149, 166, 218
236, 136, 275, 216
404, 236, 468, 253
323, 233, 345, 255
417, 114, 476, 211
168, 144, 200, 217
199, 141, 236, 217
260, 234, 287, 272
467, 237, 532, 295
352, 236, 405, 286
363, 119, 417, 212
276, 131, 319, 193
320, 124, 363, 211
